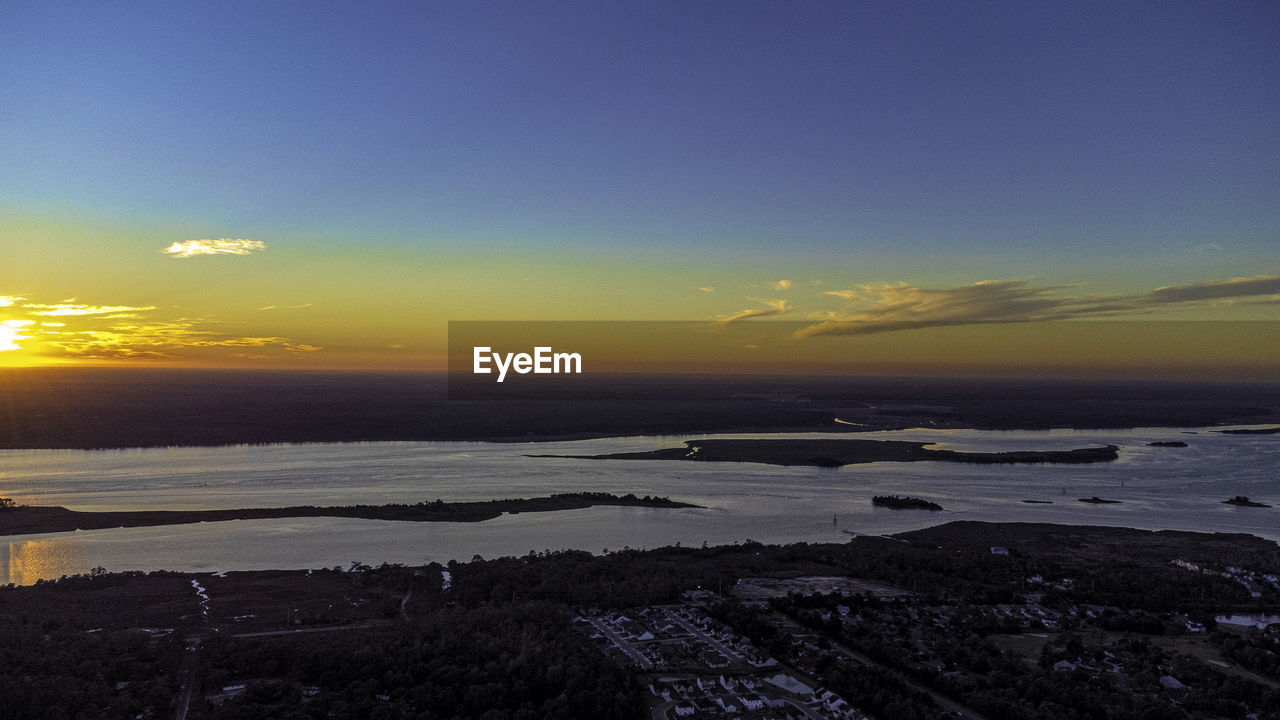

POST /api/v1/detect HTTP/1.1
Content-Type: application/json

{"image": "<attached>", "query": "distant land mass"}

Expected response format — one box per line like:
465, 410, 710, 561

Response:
535, 438, 1120, 467
1222, 496, 1272, 508
0, 493, 699, 537
1219, 427, 1280, 435
0, 368, 1277, 449
872, 495, 943, 511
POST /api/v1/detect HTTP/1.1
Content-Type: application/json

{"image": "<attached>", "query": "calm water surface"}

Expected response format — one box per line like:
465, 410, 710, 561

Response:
2, 426, 1276, 585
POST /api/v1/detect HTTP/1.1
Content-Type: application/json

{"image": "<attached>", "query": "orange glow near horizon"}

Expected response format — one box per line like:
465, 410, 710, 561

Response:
2, 266, 1279, 379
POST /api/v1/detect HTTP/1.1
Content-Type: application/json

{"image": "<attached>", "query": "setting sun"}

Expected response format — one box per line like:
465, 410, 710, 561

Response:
0, 324, 22, 352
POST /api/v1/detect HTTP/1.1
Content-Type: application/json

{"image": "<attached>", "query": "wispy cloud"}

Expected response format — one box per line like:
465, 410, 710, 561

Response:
796, 275, 1280, 338
0, 296, 21, 307
48, 322, 323, 359
823, 289, 861, 301
697, 287, 716, 293
721, 298, 791, 324
1148, 275, 1280, 304
772, 279, 793, 291
163, 239, 266, 258
6, 295, 322, 361
25, 303, 156, 316
258, 303, 313, 311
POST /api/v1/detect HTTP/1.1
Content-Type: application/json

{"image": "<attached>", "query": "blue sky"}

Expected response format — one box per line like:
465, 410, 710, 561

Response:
2, 1, 1278, 371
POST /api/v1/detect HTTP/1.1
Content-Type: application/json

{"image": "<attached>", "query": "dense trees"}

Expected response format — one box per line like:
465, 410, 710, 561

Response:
189, 603, 643, 720
0, 618, 182, 720
2, 523, 1278, 718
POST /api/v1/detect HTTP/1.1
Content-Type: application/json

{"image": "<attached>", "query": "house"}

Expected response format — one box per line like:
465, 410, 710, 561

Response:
765, 672, 814, 697
740, 694, 766, 711
991, 546, 1010, 556
673, 702, 695, 717
1159, 675, 1187, 690
700, 650, 730, 668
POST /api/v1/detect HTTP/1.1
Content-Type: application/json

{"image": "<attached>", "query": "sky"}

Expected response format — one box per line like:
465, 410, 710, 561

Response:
2, 1, 1278, 378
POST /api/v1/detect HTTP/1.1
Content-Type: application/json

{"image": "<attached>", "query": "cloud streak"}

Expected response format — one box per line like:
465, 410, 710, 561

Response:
47, 322, 322, 359
163, 239, 266, 258
5, 294, 322, 361
721, 298, 791, 324
797, 275, 1280, 338
1149, 276, 1280, 304
823, 289, 860, 301
25, 303, 156, 316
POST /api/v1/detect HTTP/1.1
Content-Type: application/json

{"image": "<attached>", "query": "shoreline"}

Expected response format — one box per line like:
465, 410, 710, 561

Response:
4, 519, 1277, 583
2, 424, 1276, 453
5, 516, 1278, 586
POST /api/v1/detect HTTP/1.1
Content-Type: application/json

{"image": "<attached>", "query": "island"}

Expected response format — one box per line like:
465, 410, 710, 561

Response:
0, 493, 700, 537
1223, 496, 1273, 508
1219, 427, 1280, 435
531, 438, 1120, 467
871, 495, 943, 511
1148, 441, 1188, 447
1079, 496, 1122, 504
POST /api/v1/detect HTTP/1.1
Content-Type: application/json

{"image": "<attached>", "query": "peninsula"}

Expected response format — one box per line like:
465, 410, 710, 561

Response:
0, 493, 699, 537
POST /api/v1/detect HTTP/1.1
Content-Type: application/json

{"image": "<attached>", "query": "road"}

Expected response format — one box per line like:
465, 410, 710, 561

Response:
663, 610, 741, 662
782, 698, 830, 720
171, 618, 392, 718
173, 639, 200, 720
587, 617, 653, 670
231, 622, 382, 639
